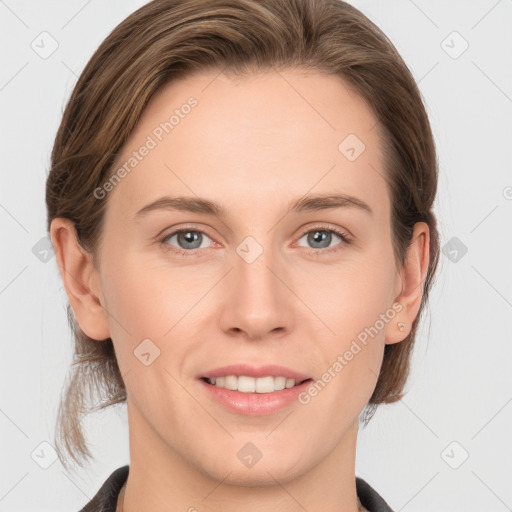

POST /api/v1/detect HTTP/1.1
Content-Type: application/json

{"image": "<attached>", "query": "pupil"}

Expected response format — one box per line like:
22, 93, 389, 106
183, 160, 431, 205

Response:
180, 231, 200, 249
310, 230, 329, 248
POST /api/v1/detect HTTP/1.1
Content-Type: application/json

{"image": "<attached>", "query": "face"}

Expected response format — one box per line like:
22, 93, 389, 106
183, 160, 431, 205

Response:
90, 69, 404, 484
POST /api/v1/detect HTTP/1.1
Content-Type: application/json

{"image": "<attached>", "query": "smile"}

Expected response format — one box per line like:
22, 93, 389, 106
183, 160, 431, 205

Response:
202, 375, 311, 394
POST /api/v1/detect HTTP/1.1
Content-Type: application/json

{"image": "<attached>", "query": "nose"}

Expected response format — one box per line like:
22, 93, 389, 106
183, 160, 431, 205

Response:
218, 239, 295, 341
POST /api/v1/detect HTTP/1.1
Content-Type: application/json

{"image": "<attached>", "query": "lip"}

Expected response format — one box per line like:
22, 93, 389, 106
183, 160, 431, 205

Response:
198, 377, 313, 416
198, 364, 311, 382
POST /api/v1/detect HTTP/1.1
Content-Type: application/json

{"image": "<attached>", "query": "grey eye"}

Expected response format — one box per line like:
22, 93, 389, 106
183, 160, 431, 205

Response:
164, 230, 212, 250
297, 229, 343, 250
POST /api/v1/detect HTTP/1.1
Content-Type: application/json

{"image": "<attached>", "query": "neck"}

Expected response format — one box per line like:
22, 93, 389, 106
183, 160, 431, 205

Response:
121, 401, 364, 512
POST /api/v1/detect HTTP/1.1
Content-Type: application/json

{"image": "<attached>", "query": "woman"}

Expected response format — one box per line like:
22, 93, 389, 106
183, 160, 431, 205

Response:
47, 0, 439, 510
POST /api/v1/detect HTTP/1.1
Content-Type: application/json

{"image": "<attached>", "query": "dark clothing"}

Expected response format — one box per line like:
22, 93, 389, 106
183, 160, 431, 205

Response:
79, 465, 394, 512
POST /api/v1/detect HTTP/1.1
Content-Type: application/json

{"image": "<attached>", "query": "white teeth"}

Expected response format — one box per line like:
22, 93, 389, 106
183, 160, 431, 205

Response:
206, 375, 302, 393
224, 375, 237, 390
238, 375, 256, 392
274, 376, 286, 390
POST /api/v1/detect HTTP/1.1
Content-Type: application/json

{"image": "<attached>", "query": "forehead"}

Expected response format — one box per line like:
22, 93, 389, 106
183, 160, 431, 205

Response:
106, 68, 389, 221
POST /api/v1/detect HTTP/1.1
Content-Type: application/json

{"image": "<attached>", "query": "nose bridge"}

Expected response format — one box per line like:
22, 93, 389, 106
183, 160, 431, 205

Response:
239, 236, 277, 294
235, 233, 282, 304
220, 232, 292, 338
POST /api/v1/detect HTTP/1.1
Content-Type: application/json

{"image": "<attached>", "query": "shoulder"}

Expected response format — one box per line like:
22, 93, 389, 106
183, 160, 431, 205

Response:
356, 476, 394, 512
78, 465, 129, 512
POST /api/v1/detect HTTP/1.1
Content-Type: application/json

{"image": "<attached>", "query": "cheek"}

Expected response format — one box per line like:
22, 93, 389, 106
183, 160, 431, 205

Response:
303, 253, 397, 392
300, 254, 396, 338
98, 255, 189, 406
99, 248, 211, 377
299, 274, 392, 429
98, 249, 174, 356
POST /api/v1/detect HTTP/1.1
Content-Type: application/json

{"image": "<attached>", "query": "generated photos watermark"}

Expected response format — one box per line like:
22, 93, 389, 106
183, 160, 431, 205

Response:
93, 96, 198, 200
298, 301, 403, 405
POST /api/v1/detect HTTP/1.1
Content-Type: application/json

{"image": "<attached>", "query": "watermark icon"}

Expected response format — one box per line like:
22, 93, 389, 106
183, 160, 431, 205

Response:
31, 441, 58, 469
237, 442, 263, 468
442, 236, 468, 263
440, 440, 469, 469
93, 97, 198, 200
440, 31, 469, 60
236, 236, 264, 264
338, 133, 366, 161
134, 338, 161, 366
32, 235, 55, 263
31, 31, 59, 59
298, 302, 403, 405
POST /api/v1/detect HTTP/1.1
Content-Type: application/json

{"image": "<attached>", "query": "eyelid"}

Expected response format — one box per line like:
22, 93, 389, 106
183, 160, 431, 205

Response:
155, 222, 212, 239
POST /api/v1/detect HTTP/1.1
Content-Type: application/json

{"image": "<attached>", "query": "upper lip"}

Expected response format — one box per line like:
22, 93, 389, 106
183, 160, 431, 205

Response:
199, 364, 311, 382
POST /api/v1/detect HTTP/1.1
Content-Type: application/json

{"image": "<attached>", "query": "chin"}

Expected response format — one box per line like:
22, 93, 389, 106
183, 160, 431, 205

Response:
193, 442, 309, 487
204, 462, 306, 488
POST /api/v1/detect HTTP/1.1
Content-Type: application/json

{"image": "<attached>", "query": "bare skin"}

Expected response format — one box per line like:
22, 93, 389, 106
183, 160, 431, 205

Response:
51, 68, 429, 512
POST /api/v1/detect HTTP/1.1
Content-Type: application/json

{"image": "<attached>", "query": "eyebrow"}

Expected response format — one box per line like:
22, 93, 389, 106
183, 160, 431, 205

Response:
134, 193, 373, 219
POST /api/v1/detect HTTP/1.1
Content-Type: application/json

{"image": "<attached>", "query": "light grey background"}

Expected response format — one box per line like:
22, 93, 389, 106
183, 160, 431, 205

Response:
1, 1, 511, 511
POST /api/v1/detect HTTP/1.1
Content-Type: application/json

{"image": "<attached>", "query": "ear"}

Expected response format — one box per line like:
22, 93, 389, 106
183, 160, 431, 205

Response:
50, 218, 110, 341
386, 221, 430, 345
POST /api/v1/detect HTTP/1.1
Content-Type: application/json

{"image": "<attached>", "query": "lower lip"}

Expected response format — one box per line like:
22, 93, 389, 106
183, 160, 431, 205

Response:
199, 378, 313, 416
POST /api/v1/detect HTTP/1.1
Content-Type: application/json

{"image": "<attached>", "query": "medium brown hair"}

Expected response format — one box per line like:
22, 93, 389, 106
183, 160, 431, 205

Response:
46, 0, 440, 469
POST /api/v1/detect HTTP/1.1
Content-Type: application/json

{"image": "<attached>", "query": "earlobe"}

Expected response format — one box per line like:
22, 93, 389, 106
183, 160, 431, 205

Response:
50, 218, 110, 341
386, 222, 430, 345
385, 305, 409, 345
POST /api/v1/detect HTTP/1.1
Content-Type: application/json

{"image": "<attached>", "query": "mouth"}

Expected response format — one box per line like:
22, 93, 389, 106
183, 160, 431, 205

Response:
199, 375, 313, 394
197, 365, 314, 415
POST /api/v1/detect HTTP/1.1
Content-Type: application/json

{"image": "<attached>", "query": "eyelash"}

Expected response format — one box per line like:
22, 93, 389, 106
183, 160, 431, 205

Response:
159, 224, 352, 257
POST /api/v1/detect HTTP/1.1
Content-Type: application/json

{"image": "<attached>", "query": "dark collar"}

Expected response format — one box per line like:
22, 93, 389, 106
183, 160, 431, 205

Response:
79, 465, 394, 512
